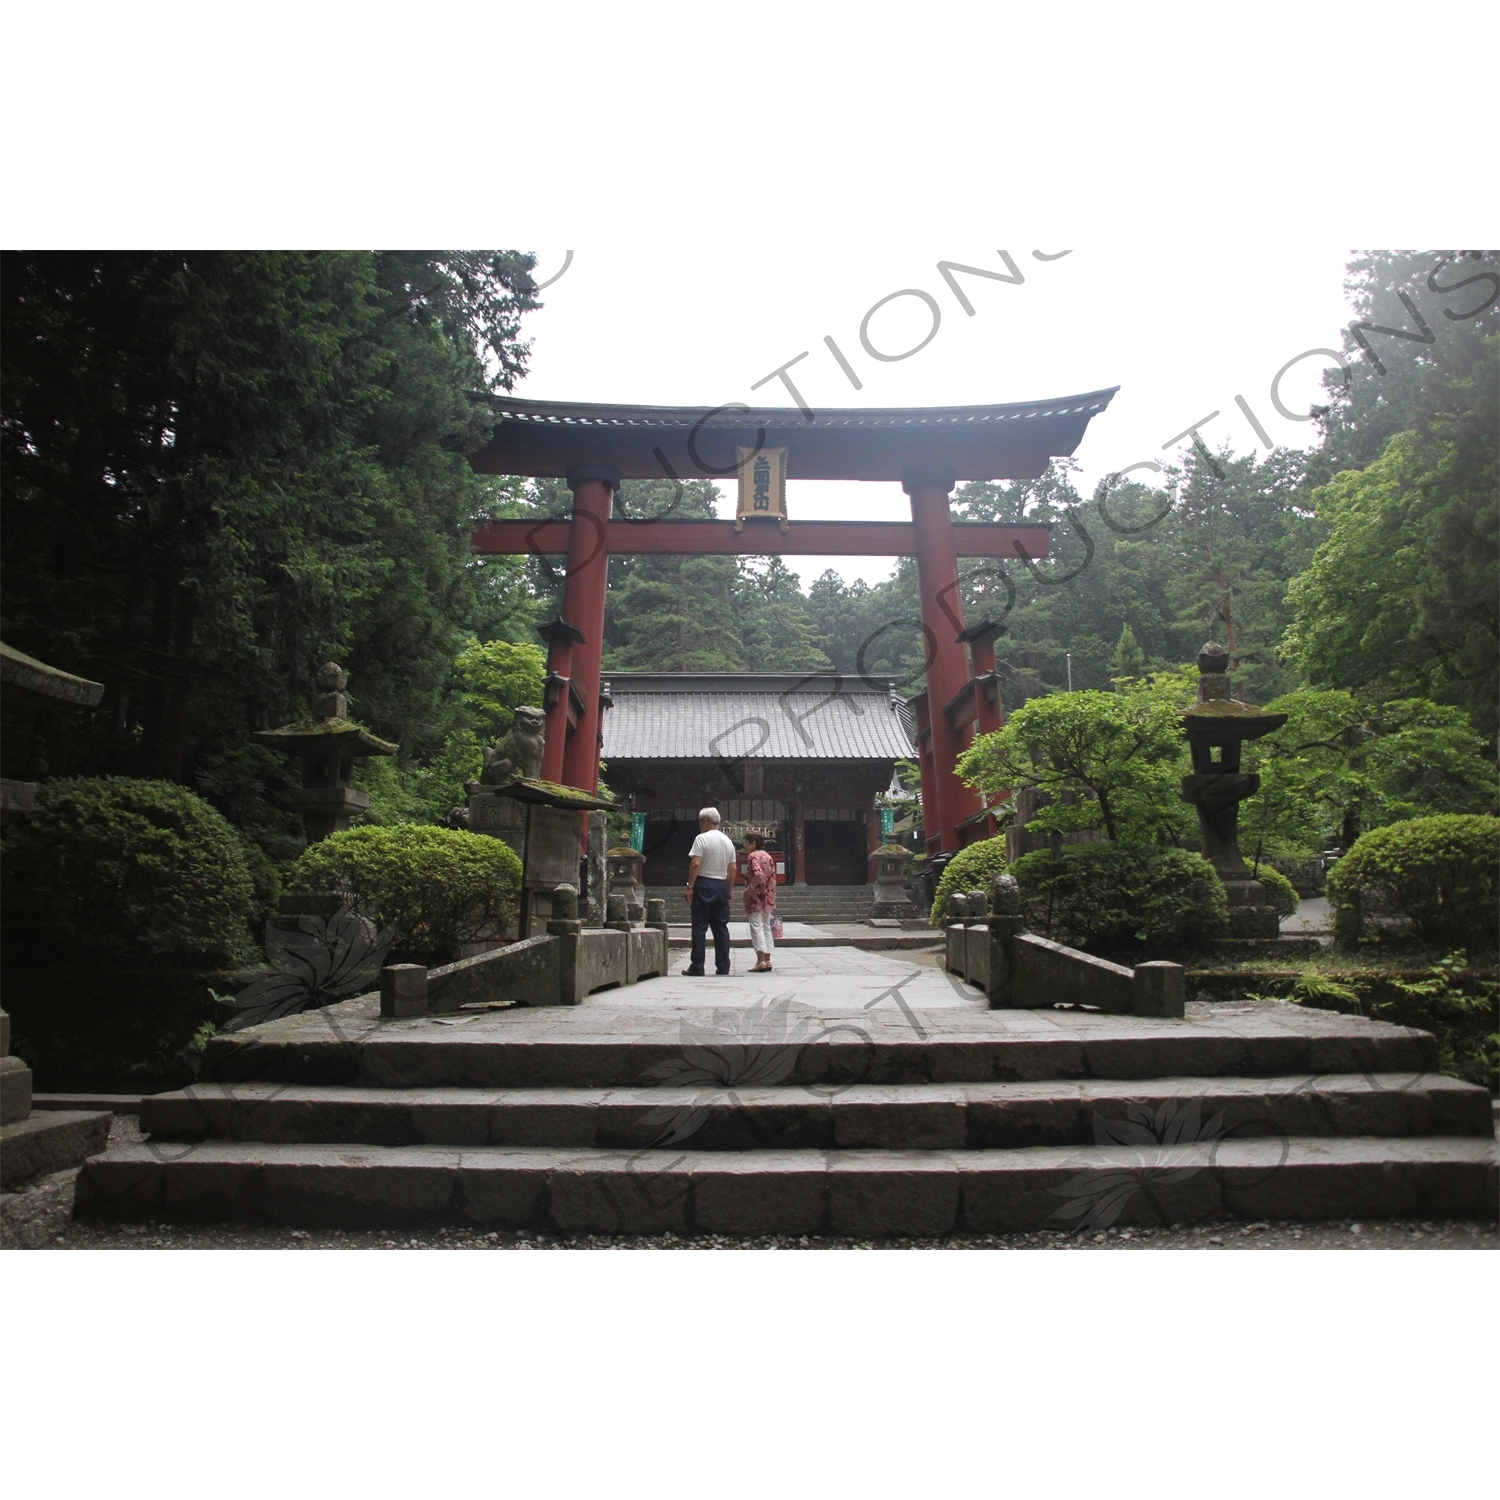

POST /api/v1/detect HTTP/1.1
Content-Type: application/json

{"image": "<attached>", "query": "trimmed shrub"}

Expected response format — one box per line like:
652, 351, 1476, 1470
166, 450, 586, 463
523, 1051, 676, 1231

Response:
1250, 864, 1300, 919
1, 777, 256, 966
929, 836, 1011, 927
1328, 814, 1500, 952
1010, 844, 1229, 952
290, 825, 522, 964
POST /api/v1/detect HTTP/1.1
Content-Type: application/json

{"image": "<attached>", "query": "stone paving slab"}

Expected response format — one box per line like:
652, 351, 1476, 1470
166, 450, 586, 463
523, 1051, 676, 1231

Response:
76, 1135, 1499, 1233
139, 1073, 1496, 1150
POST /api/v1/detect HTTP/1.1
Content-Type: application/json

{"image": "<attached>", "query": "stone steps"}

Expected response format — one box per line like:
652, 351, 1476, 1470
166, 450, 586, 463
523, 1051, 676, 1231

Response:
196, 1012, 1440, 1090
75, 1136, 1499, 1234
75, 982, 1498, 1235
646, 886, 877, 924
138, 1075, 1495, 1151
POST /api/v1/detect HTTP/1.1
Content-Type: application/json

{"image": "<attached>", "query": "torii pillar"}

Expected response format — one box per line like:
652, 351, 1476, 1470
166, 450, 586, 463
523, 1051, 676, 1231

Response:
904, 465, 984, 854
556, 463, 618, 794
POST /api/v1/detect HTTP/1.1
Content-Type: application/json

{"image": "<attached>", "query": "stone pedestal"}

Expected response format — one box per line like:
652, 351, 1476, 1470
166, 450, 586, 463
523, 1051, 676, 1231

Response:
467, 787, 529, 863
1, 1009, 31, 1127
485, 779, 619, 937
1221, 879, 1282, 939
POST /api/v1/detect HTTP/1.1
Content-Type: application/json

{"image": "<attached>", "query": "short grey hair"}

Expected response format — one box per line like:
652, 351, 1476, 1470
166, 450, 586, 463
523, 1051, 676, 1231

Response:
698, 807, 721, 825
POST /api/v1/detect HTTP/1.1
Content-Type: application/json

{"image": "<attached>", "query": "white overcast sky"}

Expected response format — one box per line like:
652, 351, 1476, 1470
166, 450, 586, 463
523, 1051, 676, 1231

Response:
514, 247, 1356, 586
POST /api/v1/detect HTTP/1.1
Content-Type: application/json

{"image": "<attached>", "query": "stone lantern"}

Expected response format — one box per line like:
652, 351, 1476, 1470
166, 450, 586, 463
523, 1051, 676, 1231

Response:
253, 662, 397, 843
1179, 643, 1288, 939
869, 843, 915, 920
606, 846, 646, 919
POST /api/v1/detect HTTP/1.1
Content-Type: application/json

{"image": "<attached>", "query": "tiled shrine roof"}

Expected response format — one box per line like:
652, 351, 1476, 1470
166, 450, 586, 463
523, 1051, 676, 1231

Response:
601, 673, 916, 761
470, 390, 1119, 482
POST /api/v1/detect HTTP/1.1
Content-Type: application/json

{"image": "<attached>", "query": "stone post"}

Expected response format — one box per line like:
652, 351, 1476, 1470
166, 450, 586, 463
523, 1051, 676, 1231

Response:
380, 964, 429, 1019
985, 874, 1025, 1009
547, 883, 586, 1005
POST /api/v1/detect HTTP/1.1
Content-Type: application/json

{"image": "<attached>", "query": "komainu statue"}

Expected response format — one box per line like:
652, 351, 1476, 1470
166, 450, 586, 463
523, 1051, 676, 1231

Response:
480, 704, 547, 786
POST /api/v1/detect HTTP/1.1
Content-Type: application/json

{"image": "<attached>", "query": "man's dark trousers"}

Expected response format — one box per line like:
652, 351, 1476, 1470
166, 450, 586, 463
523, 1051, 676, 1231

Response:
689, 877, 732, 974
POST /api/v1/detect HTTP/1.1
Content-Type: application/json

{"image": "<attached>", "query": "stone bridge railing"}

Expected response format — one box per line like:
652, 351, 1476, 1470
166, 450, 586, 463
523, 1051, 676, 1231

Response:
379, 887, 669, 1017
944, 883, 1184, 1019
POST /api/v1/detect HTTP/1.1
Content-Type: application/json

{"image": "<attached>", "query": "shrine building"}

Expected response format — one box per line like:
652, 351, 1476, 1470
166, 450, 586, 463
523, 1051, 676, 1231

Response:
600, 671, 917, 887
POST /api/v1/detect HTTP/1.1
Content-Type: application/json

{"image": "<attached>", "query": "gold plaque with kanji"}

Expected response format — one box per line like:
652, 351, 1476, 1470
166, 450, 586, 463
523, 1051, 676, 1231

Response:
734, 446, 789, 532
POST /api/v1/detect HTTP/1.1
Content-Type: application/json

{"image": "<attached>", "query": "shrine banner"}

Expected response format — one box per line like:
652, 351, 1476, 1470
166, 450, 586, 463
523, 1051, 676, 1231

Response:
734, 446, 789, 531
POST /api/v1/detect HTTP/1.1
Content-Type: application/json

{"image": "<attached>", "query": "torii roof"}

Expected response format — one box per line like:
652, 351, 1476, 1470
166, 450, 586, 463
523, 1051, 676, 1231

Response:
601, 673, 917, 761
470, 390, 1119, 482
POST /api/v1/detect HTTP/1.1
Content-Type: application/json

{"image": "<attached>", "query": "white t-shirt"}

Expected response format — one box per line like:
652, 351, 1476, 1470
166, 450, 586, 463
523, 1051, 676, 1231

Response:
689, 829, 736, 881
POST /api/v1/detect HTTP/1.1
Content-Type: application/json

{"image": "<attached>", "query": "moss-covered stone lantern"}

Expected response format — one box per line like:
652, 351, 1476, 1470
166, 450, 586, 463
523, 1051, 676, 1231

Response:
1179, 642, 1288, 938
253, 662, 397, 843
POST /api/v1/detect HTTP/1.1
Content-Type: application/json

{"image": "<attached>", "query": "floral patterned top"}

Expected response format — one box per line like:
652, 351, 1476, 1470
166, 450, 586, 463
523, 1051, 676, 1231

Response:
742, 849, 778, 914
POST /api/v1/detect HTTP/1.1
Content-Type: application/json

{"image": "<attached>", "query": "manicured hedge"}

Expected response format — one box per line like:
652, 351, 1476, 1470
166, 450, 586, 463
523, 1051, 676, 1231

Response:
1, 777, 256, 966
1251, 864, 1300, 919
290, 824, 523, 964
929, 836, 1011, 928
1010, 843, 1229, 952
1328, 814, 1499, 951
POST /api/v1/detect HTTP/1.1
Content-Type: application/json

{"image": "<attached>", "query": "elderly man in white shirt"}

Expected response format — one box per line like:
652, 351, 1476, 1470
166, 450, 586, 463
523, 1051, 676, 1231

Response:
682, 806, 737, 976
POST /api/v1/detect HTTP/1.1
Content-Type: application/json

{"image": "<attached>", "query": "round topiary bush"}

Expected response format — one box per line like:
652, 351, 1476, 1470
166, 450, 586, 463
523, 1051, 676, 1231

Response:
289, 824, 523, 964
1010, 844, 1229, 952
1, 777, 257, 966
930, 835, 1011, 928
1327, 814, 1500, 952
1250, 864, 1300, 920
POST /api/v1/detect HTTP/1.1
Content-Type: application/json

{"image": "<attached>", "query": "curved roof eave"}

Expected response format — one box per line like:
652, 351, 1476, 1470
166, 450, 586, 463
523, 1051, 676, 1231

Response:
469, 388, 1119, 483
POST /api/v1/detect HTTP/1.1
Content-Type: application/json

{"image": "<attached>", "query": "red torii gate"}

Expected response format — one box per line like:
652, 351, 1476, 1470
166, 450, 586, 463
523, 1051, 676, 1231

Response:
468, 388, 1117, 856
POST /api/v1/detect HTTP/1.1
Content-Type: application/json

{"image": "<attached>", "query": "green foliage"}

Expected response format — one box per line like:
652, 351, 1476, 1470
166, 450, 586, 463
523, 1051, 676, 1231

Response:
0, 249, 542, 857
237, 833, 284, 925
1111, 625, 1145, 686
289, 824, 522, 964
1288, 251, 1498, 728
1, 777, 256, 966
1284, 952, 1498, 1090
602, 479, 749, 671
958, 674, 1192, 844
1289, 971, 1362, 1011
929, 836, 1011, 928
1241, 690, 1498, 860
1328, 815, 1499, 952
1010, 844, 1229, 952
1250, 863, 1300, 919
454, 638, 546, 744
353, 639, 546, 827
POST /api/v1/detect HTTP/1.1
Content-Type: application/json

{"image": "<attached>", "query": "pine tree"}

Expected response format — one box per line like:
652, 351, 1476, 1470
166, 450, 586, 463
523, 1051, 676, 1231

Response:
1112, 625, 1146, 686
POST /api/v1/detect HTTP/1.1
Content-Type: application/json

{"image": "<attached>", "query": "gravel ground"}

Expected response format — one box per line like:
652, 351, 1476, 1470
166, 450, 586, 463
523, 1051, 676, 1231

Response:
23, 1115, 1497, 1253
43, 1217, 1498, 1250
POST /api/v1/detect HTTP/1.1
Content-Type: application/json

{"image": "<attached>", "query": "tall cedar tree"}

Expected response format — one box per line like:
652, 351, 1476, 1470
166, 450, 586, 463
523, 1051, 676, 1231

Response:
1, 251, 539, 859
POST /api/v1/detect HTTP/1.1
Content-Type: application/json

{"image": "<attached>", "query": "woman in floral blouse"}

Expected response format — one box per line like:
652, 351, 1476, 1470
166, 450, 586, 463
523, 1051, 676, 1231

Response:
741, 830, 778, 972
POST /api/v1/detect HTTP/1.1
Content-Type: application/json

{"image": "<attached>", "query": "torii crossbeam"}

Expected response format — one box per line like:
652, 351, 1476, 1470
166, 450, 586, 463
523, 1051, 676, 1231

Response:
467, 388, 1118, 856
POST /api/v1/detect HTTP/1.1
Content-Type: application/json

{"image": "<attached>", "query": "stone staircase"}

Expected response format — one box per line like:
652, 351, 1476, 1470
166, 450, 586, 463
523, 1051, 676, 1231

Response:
76, 984, 1497, 1236
647, 884, 876, 926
